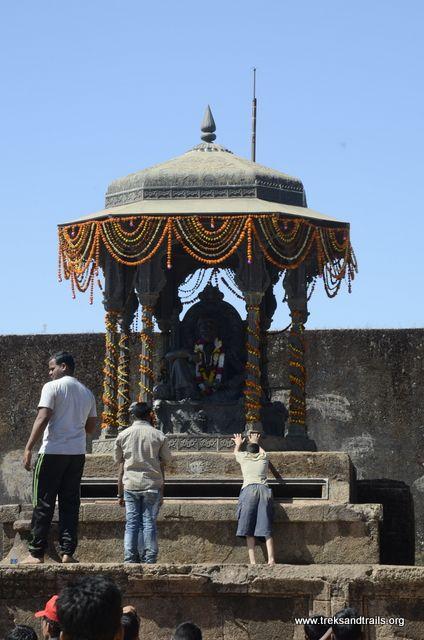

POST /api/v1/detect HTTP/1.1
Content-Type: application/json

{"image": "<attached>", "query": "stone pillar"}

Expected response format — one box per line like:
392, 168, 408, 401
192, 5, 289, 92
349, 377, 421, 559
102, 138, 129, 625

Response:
244, 292, 264, 433
101, 310, 119, 437
138, 294, 158, 403
116, 317, 131, 431
283, 265, 316, 451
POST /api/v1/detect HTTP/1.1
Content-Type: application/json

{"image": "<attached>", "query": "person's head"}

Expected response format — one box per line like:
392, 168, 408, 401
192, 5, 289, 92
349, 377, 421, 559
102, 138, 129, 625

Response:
129, 402, 152, 422
246, 443, 259, 454
332, 607, 362, 639
197, 317, 218, 343
5, 625, 38, 640
35, 595, 61, 639
48, 351, 75, 380
172, 621, 202, 640
304, 615, 331, 640
57, 576, 123, 640
121, 608, 140, 640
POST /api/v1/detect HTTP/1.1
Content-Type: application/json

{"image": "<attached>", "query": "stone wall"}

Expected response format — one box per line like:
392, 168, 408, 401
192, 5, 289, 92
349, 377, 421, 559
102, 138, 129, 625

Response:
0, 330, 423, 559
1, 564, 423, 639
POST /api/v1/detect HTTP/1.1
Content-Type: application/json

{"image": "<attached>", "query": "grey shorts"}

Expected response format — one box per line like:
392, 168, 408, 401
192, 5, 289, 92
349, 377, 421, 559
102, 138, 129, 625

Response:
236, 483, 274, 539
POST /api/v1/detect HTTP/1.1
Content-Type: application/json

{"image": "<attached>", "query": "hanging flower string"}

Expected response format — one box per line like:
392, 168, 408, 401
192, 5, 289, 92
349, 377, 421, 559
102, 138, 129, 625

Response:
288, 310, 307, 426
138, 305, 155, 402
101, 311, 119, 430
58, 214, 357, 301
117, 324, 131, 430
244, 304, 262, 423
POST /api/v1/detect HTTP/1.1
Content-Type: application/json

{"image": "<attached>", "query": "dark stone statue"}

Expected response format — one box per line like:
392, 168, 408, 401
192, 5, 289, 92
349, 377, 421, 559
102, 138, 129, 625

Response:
154, 285, 245, 403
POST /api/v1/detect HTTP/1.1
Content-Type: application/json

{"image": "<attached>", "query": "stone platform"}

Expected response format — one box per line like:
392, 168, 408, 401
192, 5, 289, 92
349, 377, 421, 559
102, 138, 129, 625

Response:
84, 451, 354, 503
1, 500, 381, 565
1, 451, 382, 565
0, 564, 423, 639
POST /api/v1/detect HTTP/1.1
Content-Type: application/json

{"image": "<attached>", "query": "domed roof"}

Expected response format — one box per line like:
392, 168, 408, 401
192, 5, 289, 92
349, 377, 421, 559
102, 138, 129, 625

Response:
105, 107, 306, 209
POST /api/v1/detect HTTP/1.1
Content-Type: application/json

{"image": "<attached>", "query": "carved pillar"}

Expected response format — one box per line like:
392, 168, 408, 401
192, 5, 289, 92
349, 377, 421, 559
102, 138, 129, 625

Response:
116, 318, 131, 431
138, 294, 158, 403
100, 255, 136, 437
283, 265, 316, 449
101, 310, 119, 436
134, 252, 167, 404
244, 292, 264, 432
234, 247, 270, 434
287, 311, 307, 433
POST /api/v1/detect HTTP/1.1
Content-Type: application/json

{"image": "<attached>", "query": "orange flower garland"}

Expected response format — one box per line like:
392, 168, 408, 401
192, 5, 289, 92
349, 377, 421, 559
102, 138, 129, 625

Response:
139, 305, 155, 402
58, 214, 357, 302
101, 311, 119, 431
288, 311, 307, 426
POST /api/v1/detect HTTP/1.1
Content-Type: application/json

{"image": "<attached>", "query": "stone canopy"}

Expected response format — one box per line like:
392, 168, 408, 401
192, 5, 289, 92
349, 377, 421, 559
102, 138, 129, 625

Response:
105, 142, 306, 208
57, 106, 357, 444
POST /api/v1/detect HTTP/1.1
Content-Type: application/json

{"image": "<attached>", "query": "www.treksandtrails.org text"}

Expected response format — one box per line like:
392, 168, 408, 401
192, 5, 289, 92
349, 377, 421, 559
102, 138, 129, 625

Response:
295, 615, 405, 627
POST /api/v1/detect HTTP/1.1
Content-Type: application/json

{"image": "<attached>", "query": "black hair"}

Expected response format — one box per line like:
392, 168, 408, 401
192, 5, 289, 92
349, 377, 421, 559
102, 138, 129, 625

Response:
57, 575, 122, 640
246, 443, 260, 454
50, 351, 75, 374
5, 625, 38, 640
44, 616, 62, 639
333, 607, 362, 639
129, 402, 151, 421
304, 615, 331, 640
121, 611, 140, 640
173, 621, 202, 640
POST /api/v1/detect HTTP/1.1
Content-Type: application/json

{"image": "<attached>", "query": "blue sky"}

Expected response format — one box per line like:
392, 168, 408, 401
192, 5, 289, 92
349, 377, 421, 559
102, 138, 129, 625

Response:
0, 1, 423, 333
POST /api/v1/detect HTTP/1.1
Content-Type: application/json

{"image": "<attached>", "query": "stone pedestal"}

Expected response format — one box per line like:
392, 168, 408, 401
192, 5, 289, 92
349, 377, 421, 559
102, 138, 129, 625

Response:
0, 564, 423, 640
1, 452, 383, 566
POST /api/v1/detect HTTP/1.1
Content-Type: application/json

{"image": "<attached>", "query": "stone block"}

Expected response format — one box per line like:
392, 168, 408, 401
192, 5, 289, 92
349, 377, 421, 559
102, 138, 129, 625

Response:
83, 451, 352, 503
0, 505, 21, 523
0, 564, 423, 639
1, 501, 381, 566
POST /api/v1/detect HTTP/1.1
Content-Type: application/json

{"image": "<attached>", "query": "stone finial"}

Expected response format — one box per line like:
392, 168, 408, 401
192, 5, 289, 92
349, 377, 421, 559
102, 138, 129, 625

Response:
201, 105, 216, 143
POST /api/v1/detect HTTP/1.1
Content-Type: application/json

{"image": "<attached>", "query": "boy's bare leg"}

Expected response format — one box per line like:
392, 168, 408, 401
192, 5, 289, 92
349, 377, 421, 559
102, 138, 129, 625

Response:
246, 536, 256, 564
265, 536, 275, 565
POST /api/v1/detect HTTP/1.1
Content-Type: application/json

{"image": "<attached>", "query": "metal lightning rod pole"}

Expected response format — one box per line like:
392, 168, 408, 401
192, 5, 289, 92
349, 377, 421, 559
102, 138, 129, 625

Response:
251, 67, 257, 162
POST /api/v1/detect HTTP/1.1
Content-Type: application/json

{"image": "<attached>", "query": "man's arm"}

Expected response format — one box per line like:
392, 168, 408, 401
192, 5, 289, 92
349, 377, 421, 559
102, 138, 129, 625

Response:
85, 417, 97, 435
158, 439, 172, 506
117, 462, 125, 506
159, 462, 166, 506
23, 407, 53, 471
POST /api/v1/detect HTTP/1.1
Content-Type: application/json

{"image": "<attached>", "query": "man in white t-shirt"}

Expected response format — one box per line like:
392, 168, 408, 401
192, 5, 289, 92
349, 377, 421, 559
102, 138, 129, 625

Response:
22, 351, 97, 564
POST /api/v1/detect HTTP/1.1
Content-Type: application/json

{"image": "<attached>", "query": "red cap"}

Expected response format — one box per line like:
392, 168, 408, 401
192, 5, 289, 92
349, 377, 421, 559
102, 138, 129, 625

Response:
35, 595, 59, 622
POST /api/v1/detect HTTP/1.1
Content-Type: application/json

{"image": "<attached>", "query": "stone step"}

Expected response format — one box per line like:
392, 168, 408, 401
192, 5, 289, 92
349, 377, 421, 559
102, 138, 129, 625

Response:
1, 500, 381, 565
1, 563, 423, 640
84, 451, 353, 503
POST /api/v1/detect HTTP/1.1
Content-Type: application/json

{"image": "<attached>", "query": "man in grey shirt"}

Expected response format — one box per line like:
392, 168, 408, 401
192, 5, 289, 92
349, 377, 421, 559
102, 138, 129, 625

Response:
114, 402, 172, 563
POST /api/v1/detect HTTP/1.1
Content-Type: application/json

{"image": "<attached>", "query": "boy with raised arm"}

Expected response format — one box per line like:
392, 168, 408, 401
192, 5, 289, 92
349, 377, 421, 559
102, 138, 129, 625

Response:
232, 432, 275, 565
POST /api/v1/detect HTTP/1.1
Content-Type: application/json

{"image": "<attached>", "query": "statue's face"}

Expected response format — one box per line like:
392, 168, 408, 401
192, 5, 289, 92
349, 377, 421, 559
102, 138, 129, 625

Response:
197, 318, 218, 343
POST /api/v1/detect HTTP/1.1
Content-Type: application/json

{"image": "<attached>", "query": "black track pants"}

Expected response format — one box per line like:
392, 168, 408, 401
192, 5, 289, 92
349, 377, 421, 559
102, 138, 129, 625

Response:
29, 453, 85, 558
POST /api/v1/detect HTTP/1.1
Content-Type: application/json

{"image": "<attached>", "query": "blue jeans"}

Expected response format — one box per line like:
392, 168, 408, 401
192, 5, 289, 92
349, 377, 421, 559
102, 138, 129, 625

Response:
124, 489, 161, 563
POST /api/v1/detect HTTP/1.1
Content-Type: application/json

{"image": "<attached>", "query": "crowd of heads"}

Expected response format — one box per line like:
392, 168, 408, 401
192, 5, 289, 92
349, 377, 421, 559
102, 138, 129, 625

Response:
4, 575, 363, 640
5, 576, 203, 640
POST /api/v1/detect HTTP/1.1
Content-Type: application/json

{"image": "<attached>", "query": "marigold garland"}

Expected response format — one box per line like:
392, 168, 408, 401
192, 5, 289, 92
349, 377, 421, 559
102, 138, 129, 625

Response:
58, 214, 357, 303
288, 311, 307, 427
101, 311, 119, 431
139, 305, 155, 402
244, 304, 262, 424
117, 326, 131, 430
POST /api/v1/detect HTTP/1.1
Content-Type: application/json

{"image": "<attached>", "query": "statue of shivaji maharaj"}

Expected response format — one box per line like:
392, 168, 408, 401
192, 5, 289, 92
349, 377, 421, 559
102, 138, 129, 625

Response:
154, 285, 245, 404
165, 316, 244, 402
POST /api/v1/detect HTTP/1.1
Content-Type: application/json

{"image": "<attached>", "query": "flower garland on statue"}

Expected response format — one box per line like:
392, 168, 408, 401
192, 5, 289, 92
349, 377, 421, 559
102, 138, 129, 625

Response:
194, 338, 225, 395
